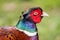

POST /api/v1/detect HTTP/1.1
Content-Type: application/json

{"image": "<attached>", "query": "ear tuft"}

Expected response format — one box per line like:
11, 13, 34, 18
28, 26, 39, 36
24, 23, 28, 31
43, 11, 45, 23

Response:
22, 11, 24, 15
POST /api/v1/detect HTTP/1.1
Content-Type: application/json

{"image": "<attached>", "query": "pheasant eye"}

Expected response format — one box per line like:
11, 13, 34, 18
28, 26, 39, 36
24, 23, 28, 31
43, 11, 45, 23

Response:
34, 12, 38, 16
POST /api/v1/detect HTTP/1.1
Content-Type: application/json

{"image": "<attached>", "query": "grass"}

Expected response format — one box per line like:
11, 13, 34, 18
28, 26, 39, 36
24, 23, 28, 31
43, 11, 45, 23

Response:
0, 0, 60, 40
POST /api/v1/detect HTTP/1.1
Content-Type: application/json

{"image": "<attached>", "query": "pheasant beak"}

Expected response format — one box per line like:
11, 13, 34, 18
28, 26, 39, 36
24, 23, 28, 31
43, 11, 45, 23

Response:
41, 12, 49, 17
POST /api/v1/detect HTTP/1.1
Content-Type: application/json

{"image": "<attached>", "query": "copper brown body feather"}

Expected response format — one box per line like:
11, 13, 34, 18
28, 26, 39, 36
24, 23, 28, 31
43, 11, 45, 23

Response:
0, 27, 38, 40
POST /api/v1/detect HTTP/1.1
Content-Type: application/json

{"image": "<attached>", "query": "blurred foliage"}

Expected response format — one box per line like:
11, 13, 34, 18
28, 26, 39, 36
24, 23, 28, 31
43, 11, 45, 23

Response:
20, 0, 31, 2
0, 0, 60, 40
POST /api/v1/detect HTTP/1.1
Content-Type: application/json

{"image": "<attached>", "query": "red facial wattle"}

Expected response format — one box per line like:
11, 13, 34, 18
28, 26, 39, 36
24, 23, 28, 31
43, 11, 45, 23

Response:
30, 9, 42, 23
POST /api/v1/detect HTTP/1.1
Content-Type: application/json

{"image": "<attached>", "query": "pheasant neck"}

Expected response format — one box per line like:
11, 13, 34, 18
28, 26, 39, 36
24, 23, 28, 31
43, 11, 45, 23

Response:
16, 19, 37, 33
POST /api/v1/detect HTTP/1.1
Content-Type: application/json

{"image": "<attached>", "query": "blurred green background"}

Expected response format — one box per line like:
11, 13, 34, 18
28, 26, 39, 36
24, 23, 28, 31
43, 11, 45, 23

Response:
0, 0, 60, 40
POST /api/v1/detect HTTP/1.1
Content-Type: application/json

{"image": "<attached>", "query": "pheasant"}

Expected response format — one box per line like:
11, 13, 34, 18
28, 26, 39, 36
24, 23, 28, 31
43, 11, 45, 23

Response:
0, 7, 48, 40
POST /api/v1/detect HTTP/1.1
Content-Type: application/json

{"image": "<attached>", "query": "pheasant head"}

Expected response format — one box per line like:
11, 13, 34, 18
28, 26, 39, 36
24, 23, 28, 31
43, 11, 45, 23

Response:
21, 7, 49, 23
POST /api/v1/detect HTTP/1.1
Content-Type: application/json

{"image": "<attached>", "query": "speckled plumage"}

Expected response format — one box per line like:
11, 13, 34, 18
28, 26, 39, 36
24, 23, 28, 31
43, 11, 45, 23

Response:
0, 27, 38, 40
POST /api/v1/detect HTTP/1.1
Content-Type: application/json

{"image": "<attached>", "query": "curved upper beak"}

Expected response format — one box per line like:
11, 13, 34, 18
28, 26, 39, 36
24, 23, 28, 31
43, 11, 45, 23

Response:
41, 12, 49, 17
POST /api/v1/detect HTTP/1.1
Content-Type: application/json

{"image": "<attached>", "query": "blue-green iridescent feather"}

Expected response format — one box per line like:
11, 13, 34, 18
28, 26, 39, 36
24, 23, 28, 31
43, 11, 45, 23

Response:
16, 20, 37, 33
